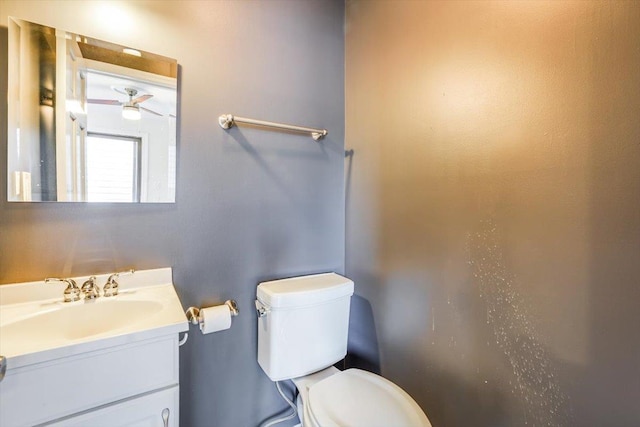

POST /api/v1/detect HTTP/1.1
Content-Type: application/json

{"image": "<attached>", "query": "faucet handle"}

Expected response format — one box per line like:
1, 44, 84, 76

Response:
81, 276, 100, 300
45, 278, 81, 303
103, 269, 134, 297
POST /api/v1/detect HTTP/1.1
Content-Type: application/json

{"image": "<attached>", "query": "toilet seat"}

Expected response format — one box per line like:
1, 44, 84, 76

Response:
306, 369, 432, 427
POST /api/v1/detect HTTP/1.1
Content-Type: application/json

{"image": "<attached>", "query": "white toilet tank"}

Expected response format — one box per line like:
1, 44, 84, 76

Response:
256, 273, 354, 381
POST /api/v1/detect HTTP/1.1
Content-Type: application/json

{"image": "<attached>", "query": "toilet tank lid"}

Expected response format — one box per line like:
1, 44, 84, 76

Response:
257, 273, 354, 308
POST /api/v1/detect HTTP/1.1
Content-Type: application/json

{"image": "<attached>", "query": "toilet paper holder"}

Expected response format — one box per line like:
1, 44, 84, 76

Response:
185, 300, 239, 326
179, 300, 239, 347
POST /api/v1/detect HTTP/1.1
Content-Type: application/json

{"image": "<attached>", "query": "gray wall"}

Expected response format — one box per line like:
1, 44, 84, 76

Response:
0, 1, 345, 426
345, 1, 640, 426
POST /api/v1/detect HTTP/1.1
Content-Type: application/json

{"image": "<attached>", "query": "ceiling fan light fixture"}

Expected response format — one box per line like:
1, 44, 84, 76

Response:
122, 104, 141, 120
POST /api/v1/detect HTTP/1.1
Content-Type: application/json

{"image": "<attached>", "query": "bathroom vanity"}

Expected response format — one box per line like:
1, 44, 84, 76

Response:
0, 268, 188, 426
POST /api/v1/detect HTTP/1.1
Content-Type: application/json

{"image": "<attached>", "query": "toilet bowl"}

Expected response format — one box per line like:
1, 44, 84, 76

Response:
256, 273, 432, 427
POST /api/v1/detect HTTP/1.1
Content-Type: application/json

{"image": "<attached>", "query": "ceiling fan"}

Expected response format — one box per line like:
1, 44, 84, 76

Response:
87, 87, 162, 120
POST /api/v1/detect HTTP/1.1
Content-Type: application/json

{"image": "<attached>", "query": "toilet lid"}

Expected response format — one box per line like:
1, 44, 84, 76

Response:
307, 369, 432, 427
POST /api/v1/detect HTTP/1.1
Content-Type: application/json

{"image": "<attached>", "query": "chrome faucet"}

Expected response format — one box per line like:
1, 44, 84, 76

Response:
103, 269, 135, 297
81, 276, 100, 300
45, 277, 81, 302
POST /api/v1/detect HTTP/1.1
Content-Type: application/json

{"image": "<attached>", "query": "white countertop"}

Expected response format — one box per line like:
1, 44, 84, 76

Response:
0, 268, 188, 369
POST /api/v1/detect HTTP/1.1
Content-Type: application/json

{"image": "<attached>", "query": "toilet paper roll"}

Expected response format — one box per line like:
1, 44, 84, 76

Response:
199, 305, 232, 334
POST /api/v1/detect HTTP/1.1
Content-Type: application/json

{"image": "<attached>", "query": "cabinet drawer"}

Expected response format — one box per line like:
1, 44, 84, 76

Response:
46, 386, 179, 427
0, 336, 179, 427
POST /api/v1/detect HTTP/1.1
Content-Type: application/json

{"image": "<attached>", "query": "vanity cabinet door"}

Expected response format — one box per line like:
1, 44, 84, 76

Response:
1, 336, 179, 426
47, 386, 179, 427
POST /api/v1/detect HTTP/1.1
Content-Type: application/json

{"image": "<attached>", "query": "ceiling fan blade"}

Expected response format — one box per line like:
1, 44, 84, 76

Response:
140, 106, 163, 117
132, 94, 153, 104
87, 99, 122, 105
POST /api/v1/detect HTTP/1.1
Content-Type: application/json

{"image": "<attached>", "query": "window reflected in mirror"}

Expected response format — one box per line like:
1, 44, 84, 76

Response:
86, 133, 141, 203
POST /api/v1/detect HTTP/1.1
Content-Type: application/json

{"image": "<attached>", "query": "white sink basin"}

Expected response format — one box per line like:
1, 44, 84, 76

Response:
2, 300, 163, 344
0, 268, 188, 369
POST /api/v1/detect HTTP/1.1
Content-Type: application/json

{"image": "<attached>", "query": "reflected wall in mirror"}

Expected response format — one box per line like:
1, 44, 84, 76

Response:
7, 18, 178, 203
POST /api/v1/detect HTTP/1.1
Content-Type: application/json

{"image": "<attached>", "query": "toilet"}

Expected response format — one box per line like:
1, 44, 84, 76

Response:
256, 273, 432, 427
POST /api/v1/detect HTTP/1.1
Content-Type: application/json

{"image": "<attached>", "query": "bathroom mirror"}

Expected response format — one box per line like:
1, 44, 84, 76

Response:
7, 18, 178, 203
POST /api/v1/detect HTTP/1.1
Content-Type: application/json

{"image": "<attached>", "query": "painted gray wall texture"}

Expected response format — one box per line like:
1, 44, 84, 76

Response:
0, 1, 345, 426
4, 1, 640, 426
345, 1, 640, 426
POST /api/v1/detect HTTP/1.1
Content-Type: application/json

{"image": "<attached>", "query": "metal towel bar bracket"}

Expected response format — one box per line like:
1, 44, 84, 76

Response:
218, 114, 327, 141
0, 355, 6, 382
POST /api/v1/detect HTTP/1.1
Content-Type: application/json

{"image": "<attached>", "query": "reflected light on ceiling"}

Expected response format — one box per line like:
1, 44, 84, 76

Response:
94, 2, 135, 39
123, 48, 142, 57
